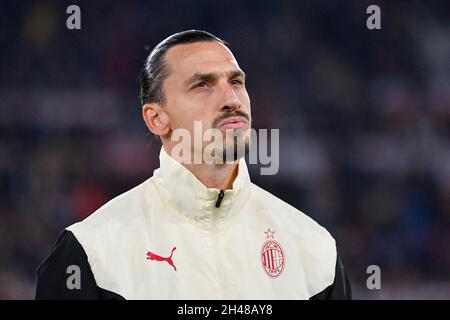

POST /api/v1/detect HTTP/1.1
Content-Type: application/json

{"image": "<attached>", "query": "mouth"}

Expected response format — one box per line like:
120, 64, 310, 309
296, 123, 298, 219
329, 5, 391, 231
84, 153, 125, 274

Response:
218, 117, 248, 130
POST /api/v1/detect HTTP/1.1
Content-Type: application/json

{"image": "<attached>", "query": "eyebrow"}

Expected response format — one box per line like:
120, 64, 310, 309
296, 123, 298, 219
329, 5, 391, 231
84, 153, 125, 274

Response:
184, 70, 246, 87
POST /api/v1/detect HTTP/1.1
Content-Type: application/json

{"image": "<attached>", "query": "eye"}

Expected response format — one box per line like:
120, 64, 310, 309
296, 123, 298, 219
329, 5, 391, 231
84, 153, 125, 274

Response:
230, 79, 243, 85
193, 81, 207, 89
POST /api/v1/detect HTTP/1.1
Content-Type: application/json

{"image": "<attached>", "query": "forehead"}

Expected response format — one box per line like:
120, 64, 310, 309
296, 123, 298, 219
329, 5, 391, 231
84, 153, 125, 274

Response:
164, 41, 241, 81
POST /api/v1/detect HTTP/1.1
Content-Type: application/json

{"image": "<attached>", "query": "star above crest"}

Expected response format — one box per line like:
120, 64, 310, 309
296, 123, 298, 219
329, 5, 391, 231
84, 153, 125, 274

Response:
264, 228, 276, 239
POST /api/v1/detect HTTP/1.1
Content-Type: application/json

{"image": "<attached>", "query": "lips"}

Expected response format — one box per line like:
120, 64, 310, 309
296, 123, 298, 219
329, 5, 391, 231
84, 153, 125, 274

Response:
218, 117, 248, 129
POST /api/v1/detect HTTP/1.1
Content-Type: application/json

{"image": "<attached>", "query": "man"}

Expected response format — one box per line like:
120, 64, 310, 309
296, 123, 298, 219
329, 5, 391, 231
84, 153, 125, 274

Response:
35, 30, 351, 299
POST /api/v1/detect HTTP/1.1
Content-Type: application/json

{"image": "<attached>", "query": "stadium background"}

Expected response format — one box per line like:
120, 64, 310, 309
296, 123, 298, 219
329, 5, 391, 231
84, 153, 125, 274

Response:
0, 0, 449, 299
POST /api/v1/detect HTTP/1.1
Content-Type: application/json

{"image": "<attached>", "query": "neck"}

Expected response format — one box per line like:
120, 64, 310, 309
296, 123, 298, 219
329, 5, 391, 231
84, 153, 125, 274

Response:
163, 145, 239, 190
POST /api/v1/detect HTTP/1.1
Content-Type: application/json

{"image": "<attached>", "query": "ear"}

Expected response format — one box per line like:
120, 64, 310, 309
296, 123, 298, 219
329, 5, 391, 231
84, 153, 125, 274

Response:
142, 103, 171, 138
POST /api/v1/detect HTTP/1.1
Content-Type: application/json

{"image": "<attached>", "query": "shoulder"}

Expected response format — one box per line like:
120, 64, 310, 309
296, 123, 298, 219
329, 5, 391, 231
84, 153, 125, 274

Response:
249, 183, 337, 295
66, 177, 156, 251
250, 183, 335, 246
35, 230, 98, 299
35, 229, 126, 300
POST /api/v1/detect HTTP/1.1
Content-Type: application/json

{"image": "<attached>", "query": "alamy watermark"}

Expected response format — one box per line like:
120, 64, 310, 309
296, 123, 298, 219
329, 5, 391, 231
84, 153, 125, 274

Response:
66, 5, 81, 30
366, 264, 381, 290
168, 121, 279, 175
66, 264, 81, 290
366, 5, 381, 30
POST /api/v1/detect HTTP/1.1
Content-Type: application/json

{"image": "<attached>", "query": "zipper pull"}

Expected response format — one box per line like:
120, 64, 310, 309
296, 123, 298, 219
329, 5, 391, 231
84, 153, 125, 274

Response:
215, 190, 225, 208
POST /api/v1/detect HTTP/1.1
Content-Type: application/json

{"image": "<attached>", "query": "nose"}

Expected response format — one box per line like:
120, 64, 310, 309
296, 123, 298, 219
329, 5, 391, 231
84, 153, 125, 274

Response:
220, 84, 241, 112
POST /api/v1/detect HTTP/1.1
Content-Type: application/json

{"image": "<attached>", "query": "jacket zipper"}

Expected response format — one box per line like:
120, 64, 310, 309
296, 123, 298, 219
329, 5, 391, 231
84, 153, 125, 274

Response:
212, 190, 228, 298
215, 189, 225, 208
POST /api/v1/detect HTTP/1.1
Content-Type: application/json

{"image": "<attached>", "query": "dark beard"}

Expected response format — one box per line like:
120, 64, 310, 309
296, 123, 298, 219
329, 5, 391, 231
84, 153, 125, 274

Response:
220, 131, 250, 163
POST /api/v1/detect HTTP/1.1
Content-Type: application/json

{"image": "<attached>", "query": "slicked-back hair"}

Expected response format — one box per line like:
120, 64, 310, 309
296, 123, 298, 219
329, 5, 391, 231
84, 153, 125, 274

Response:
139, 30, 229, 107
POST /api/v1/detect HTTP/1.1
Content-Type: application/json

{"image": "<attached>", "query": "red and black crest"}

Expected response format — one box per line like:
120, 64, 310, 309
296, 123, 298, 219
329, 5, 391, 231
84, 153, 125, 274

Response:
261, 228, 285, 278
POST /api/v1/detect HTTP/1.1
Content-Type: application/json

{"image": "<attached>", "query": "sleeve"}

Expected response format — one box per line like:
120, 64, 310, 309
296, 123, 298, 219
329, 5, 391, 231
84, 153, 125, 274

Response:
35, 230, 124, 300
309, 253, 352, 300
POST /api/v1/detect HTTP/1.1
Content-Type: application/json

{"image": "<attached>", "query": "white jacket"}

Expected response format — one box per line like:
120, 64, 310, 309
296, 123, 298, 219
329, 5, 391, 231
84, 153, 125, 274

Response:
36, 148, 351, 300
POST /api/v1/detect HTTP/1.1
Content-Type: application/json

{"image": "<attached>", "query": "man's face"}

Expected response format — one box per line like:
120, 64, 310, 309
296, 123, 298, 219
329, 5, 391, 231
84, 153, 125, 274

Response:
161, 41, 252, 163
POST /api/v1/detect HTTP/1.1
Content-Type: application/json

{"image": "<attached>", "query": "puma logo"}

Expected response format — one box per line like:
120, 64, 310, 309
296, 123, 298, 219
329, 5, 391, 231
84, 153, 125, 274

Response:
146, 247, 177, 271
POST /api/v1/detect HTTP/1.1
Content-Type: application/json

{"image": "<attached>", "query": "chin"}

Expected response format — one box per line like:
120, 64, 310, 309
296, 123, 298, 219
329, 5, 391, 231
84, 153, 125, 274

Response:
221, 137, 249, 163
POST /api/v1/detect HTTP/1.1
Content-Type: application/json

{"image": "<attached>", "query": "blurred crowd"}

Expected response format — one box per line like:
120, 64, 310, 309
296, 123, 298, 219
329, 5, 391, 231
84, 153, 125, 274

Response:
0, 0, 449, 299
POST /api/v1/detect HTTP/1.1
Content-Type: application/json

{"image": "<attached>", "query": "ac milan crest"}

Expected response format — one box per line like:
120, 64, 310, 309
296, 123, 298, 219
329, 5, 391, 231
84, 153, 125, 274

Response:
261, 228, 285, 278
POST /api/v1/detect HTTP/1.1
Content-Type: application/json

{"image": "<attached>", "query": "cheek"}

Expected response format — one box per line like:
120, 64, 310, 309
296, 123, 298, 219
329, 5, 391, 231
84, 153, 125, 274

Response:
168, 91, 222, 129
166, 96, 197, 126
169, 102, 214, 132
185, 94, 217, 120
